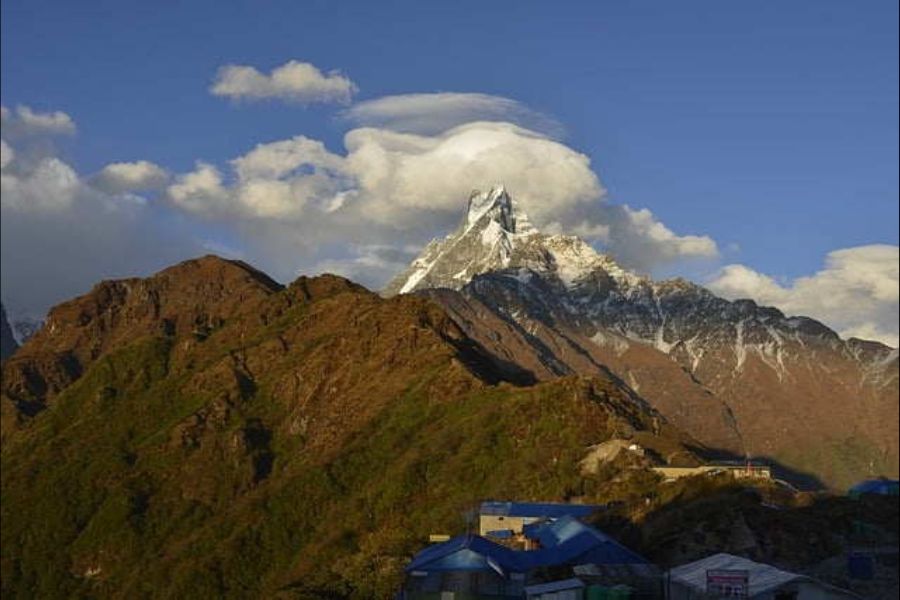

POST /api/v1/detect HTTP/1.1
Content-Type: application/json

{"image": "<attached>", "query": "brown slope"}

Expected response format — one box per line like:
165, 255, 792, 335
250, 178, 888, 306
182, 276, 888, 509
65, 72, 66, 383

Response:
1, 256, 282, 419
0, 255, 703, 598
422, 288, 746, 457
0, 255, 504, 437
420, 285, 898, 490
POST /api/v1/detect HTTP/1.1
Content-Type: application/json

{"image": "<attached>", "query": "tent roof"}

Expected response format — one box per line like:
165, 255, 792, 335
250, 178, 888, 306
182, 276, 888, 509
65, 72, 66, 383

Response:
669, 553, 860, 598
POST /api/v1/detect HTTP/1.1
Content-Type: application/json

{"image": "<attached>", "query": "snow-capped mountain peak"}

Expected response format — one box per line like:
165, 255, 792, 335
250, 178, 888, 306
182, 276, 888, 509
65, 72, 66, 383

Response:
384, 186, 632, 295
464, 185, 537, 236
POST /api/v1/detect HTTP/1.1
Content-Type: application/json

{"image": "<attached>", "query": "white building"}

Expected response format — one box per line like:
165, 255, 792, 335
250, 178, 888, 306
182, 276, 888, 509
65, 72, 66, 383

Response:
667, 554, 860, 600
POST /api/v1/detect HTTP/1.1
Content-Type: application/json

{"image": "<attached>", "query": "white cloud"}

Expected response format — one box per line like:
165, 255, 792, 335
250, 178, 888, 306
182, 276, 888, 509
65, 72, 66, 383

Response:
1, 157, 80, 212
0, 139, 14, 169
343, 122, 604, 228
1, 104, 76, 137
210, 60, 357, 104
232, 135, 346, 180
163, 118, 719, 284
165, 121, 603, 233
344, 92, 564, 137
594, 205, 718, 272
311, 244, 422, 289
92, 160, 169, 193
167, 162, 228, 215
1, 127, 206, 320
708, 245, 899, 346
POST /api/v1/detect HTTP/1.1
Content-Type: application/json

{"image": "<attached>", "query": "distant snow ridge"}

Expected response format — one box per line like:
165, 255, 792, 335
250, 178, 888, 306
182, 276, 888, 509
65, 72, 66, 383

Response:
385, 185, 896, 376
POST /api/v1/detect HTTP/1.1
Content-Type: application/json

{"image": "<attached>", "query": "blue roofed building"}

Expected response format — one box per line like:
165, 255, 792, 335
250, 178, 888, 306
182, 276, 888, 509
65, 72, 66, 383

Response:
513, 516, 649, 570
402, 515, 650, 599
403, 534, 527, 598
478, 501, 602, 538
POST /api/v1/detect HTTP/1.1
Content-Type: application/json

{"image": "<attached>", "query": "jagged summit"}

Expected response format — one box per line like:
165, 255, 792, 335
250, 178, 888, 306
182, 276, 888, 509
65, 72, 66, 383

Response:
384, 186, 635, 296
464, 185, 536, 235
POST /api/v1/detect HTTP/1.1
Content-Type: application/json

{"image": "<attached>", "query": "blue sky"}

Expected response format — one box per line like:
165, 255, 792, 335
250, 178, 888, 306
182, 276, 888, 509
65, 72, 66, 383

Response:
1, 1, 898, 344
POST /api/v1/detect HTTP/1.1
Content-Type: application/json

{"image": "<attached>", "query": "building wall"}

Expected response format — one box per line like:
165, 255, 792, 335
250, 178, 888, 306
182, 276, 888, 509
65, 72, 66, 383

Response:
653, 466, 772, 482
479, 515, 524, 535
653, 466, 717, 481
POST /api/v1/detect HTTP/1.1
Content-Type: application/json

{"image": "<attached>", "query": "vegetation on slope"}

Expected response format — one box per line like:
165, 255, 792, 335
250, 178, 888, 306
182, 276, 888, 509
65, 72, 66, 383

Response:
1, 256, 696, 599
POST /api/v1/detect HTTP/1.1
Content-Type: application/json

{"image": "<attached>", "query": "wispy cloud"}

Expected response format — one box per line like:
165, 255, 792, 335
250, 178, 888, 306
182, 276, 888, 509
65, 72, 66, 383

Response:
343, 92, 564, 137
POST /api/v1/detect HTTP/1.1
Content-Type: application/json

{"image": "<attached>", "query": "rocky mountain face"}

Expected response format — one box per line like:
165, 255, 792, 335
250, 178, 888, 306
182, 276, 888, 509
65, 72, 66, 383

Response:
1, 255, 699, 598
389, 187, 900, 490
0, 303, 19, 361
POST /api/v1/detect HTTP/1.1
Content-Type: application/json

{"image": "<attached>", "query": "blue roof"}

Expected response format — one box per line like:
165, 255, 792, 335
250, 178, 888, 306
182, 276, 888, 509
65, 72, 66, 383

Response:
405, 535, 520, 574
532, 514, 612, 547
480, 501, 602, 518
849, 479, 899, 495
406, 517, 648, 575
519, 516, 649, 568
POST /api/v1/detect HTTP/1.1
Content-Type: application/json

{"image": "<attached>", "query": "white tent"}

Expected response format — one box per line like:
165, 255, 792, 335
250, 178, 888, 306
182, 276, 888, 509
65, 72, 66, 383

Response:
667, 553, 860, 600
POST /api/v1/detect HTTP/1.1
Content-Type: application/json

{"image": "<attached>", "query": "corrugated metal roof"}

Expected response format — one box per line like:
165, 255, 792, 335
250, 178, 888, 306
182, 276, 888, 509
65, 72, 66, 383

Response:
405, 535, 520, 574
669, 553, 861, 598
480, 501, 602, 518
532, 514, 612, 547
521, 516, 648, 567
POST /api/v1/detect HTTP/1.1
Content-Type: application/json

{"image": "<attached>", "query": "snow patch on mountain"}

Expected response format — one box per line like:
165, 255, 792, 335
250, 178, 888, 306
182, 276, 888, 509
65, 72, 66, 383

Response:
387, 186, 896, 387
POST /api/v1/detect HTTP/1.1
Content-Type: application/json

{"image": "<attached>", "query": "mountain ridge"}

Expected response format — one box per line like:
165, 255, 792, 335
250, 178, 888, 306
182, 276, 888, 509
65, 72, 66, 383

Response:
1, 254, 701, 597
388, 186, 899, 489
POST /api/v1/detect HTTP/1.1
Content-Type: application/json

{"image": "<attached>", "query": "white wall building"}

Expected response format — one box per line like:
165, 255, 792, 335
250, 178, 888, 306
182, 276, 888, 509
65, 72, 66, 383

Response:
667, 554, 860, 600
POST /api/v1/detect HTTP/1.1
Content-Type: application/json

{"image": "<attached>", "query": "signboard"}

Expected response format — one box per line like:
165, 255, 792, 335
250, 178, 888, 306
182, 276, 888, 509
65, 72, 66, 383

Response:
706, 569, 749, 597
